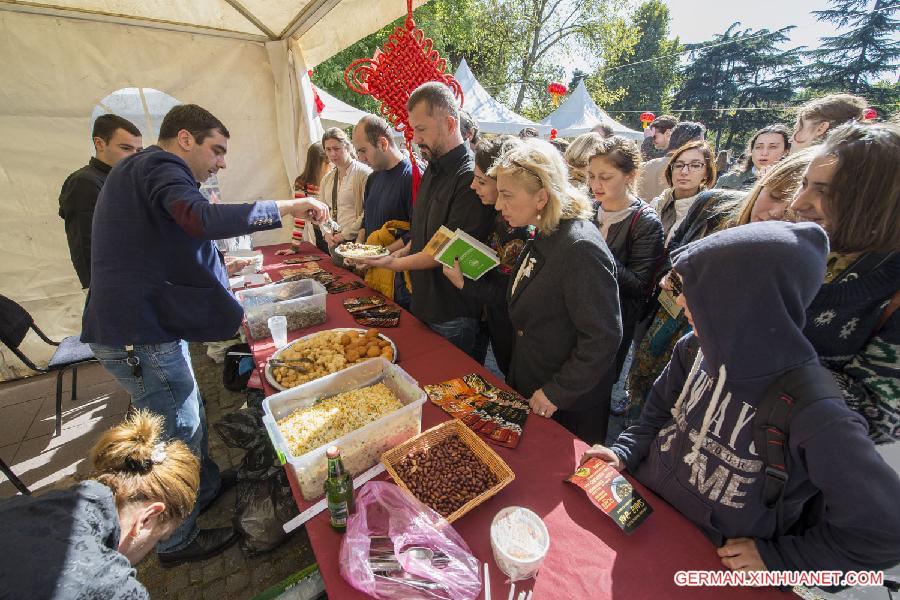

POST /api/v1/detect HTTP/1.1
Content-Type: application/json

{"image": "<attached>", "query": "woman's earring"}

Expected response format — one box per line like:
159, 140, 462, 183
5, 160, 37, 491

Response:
536, 213, 541, 221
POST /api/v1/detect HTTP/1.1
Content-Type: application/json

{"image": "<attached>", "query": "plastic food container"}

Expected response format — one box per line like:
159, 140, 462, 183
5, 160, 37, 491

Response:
237, 279, 326, 339
490, 506, 550, 581
262, 358, 426, 502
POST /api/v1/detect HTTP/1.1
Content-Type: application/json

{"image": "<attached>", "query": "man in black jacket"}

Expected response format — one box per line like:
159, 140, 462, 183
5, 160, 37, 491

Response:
58, 114, 142, 289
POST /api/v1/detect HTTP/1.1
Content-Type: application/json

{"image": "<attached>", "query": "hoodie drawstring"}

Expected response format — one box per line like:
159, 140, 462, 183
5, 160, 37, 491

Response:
671, 350, 704, 419
683, 363, 729, 466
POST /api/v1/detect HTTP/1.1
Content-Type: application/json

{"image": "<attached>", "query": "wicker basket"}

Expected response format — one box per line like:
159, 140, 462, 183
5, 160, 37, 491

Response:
381, 419, 515, 523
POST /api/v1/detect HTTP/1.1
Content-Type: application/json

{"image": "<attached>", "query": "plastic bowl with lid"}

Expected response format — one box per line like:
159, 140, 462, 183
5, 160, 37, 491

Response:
490, 506, 550, 581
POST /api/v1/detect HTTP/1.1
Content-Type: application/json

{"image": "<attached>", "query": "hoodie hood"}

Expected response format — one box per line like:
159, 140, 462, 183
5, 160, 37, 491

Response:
673, 221, 828, 383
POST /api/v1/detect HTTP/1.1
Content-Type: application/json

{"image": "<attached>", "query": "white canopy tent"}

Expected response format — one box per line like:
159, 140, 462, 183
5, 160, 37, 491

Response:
0, 0, 427, 377
454, 58, 550, 136
540, 80, 643, 140
317, 86, 374, 130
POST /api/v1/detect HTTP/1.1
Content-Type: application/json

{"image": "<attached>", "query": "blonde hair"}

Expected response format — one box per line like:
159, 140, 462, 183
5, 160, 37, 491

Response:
564, 132, 606, 184
490, 138, 593, 235
730, 148, 814, 227
89, 410, 199, 524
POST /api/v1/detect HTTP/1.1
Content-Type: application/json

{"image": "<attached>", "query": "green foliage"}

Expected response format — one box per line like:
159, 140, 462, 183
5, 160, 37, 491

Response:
672, 23, 802, 151
598, 0, 682, 129
806, 0, 900, 94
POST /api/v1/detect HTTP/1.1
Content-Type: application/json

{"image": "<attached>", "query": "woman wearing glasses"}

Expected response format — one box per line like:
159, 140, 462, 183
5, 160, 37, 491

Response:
650, 141, 717, 245
490, 139, 622, 445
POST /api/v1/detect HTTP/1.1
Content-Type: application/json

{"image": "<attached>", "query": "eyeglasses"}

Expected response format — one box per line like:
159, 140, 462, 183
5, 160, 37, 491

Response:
671, 161, 706, 173
669, 270, 684, 298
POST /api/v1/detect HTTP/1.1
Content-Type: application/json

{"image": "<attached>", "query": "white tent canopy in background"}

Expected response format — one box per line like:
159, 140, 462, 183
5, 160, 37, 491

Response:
541, 80, 643, 140
0, 0, 427, 378
454, 59, 550, 136
317, 87, 374, 130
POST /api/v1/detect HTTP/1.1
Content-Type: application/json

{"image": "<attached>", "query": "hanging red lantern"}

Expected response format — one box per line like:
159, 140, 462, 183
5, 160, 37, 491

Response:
550, 128, 558, 140
863, 108, 878, 121
547, 82, 568, 106
640, 111, 656, 130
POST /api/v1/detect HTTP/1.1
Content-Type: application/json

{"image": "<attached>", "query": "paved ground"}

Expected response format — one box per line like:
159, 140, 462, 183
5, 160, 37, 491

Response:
0, 346, 319, 600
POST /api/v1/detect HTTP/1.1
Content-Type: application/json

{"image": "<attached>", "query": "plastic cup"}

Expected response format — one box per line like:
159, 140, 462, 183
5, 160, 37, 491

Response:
268, 316, 288, 348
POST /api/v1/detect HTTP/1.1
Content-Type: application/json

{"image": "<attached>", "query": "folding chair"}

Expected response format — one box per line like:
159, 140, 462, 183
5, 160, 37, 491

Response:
0, 295, 95, 439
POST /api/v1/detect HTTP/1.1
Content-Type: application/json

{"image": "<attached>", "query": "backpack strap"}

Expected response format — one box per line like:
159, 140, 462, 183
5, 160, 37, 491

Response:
624, 203, 647, 257
754, 364, 842, 535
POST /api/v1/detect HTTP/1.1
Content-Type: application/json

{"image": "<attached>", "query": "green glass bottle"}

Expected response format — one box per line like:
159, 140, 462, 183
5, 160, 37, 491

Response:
324, 446, 355, 532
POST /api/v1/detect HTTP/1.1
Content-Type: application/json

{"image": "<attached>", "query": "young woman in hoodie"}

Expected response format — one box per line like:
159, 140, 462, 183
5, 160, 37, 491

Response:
0, 410, 200, 598
585, 221, 900, 575
586, 136, 664, 377
789, 121, 900, 444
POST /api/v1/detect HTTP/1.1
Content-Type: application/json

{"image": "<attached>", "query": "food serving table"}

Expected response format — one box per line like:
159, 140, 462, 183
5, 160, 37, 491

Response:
245, 242, 786, 599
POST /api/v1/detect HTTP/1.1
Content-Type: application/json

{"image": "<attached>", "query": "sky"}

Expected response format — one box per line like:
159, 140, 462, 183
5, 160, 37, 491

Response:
662, 0, 839, 50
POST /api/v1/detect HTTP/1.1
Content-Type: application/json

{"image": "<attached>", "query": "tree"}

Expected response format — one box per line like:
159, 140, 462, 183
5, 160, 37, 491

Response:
599, 0, 682, 128
806, 0, 900, 94
672, 23, 803, 151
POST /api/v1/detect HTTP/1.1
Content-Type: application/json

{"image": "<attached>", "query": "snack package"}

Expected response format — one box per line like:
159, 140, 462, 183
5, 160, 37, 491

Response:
566, 458, 652, 534
424, 374, 529, 448
282, 255, 322, 264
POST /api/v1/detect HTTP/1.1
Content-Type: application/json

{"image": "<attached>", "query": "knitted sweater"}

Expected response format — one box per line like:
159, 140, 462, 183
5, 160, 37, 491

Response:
803, 251, 900, 443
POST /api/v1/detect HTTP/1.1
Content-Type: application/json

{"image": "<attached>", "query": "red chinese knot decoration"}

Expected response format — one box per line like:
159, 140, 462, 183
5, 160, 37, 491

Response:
640, 111, 655, 130
550, 128, 558, 140
547, 82, 568, 106
343, 0, 463, 201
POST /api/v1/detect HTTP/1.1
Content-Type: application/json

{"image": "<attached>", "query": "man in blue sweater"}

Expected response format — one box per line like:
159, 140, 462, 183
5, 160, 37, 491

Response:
82, 104, 329, 566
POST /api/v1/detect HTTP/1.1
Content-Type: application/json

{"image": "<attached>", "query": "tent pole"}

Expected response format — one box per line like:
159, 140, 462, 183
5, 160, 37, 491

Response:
220, 0, 278, 40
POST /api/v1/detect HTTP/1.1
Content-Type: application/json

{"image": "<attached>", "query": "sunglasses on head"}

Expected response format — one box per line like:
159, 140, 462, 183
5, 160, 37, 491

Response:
669, 270, 684, 298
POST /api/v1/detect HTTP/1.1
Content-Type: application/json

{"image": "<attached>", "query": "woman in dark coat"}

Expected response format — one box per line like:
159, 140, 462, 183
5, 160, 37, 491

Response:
586, 136, 664, 377
490, 139, 622, 445
442, 136, 529, 375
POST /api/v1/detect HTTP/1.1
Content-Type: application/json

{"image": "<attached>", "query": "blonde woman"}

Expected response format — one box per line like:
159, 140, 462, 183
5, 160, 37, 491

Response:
0, 411, 200, 597
723, 148, 814, 227
491, 139, 622, 444
564, 132, 605, 189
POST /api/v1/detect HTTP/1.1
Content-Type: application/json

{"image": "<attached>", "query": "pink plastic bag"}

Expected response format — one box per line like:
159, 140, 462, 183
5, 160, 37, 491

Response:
339, 481, 482, 599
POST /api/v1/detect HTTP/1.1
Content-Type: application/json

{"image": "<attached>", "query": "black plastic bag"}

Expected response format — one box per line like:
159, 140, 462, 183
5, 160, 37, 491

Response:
222, 343, 253, 391
214, 407, 299, 556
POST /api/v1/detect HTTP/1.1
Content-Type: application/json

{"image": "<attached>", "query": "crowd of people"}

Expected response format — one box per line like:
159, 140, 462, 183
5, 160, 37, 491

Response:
12, 84, 898, 596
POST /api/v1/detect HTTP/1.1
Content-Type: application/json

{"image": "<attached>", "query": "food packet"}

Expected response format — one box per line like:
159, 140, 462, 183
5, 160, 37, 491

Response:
567, 458, 652, 534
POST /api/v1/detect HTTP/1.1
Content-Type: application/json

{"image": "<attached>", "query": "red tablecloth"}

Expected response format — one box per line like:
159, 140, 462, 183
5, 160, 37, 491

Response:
247, 243, 785, 599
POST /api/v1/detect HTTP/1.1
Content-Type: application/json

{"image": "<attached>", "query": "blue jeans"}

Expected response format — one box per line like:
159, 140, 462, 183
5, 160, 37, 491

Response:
428, 317, 483, 362
89, 341, 221, 553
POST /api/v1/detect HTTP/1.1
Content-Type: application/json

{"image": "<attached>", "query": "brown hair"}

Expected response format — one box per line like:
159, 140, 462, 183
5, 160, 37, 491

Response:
322, 127, 356, 158
490, 139, 593, 235
729, 148, 814, 227
818, 121, 900, 253
798, 93, 867, 134
650, 115, 678, 133
473, 135, 519, 175
296, 142, 327, 190
586, 136, 642, 191
665, 140, 717, 187
89, 410, 199, 525
736, 124, 791, 173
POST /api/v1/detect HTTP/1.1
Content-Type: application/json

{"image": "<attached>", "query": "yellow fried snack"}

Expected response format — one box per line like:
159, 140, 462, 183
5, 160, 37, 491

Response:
276, 383, 403, 456
271, 329, 392, 389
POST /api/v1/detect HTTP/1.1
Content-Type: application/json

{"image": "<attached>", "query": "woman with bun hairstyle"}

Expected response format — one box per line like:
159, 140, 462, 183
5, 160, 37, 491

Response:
0, 411, 200, 598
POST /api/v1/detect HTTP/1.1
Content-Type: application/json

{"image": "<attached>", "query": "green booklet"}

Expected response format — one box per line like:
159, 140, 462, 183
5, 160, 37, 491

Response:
424, 226, 500, 280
